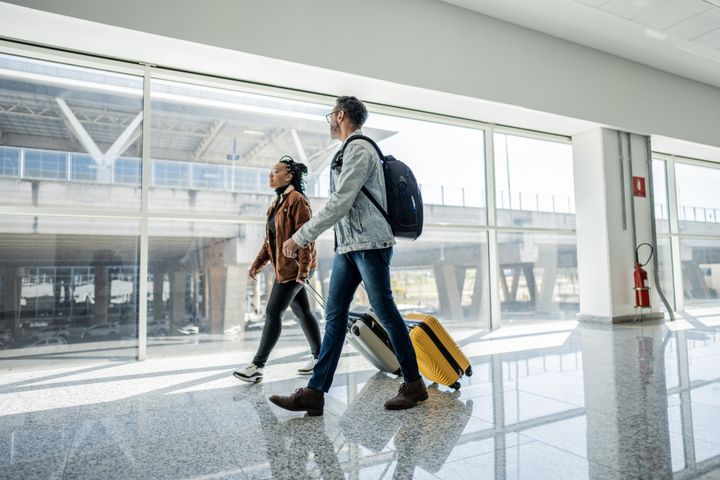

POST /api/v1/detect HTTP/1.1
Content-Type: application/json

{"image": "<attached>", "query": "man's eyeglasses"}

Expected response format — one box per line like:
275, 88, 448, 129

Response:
325, 110, 342, 123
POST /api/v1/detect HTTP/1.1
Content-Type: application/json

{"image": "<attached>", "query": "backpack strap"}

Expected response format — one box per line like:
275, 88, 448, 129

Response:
361, 185, 391, 225
340, 135, 391, 225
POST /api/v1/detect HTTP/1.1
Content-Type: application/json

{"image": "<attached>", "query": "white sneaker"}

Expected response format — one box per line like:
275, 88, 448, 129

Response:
233, 363, 264, 383
297, 358, 317, 375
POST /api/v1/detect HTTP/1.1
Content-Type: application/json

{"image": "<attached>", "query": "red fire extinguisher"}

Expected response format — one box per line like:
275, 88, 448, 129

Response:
634, 243, 654, 308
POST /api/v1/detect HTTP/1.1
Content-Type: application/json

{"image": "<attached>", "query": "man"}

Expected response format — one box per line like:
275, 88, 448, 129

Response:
269, 96, 427, 416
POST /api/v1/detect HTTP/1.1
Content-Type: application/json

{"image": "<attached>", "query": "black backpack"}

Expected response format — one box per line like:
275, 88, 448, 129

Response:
340, 135, 424, 240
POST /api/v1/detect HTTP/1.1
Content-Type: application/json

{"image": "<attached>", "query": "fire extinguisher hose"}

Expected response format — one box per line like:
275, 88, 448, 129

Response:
635, 243, 653, 267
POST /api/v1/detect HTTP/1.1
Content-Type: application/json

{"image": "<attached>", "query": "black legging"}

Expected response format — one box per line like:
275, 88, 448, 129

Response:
253, 281, 321, 368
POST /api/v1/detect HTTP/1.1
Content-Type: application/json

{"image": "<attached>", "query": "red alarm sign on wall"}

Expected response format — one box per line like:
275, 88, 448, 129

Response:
633, 176, 646, 197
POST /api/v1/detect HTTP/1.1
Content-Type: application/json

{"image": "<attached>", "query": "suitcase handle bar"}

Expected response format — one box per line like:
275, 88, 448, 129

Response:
303, 279, 327, 310
303, 279, 369, 311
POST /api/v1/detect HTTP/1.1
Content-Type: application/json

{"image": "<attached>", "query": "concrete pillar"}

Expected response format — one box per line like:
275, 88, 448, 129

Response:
91, 251, 113, 325
573, 129, 664, 323
207, 266, 226, 334
54, 268, 69, 311
434, 264, 464, 321
1, 267, 22, 338
581, 326, 672, 478
536, 243, 559, 314
455, 266, 467, 307
223, 264, 247, 333
170, 270, 186, 329
469, 266, 486, 325
152, 265, 165, 321
197, 270, 206, 320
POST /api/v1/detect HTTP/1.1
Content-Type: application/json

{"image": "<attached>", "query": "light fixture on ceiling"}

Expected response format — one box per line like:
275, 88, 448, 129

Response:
645, 29, 666, 41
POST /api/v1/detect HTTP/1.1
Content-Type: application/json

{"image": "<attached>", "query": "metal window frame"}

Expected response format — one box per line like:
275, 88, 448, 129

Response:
653, 152, 720, 312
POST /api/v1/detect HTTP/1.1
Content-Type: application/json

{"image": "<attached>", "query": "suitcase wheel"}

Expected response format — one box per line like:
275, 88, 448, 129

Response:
451, 381, 461, 390
352, 325, 360, 336
393, 368, 401, 376
465, 366, 473, 377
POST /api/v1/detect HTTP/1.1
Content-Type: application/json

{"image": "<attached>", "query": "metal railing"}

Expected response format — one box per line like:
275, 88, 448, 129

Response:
655, 203, 720, 224
4, 145, 719, 222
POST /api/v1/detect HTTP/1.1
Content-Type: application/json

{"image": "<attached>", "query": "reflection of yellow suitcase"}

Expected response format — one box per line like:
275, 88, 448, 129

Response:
405, 313, 472, 390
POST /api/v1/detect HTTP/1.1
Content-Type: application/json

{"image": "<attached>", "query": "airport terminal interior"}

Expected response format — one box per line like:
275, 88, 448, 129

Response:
1, 0, 720, 478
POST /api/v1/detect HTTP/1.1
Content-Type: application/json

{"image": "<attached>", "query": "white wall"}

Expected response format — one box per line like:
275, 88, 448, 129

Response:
572, 129, 612, 317
574, 128, 663, 321
2, 0, 720, 149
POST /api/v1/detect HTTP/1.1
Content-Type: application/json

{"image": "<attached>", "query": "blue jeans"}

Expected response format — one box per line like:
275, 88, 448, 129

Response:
308, 247, 420, 393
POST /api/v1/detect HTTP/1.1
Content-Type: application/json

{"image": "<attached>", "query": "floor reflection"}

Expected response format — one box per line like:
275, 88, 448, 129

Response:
1, 319, 719, 479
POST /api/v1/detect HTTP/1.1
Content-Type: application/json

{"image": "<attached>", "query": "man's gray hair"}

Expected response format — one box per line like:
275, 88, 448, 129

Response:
335, 96, 368, 128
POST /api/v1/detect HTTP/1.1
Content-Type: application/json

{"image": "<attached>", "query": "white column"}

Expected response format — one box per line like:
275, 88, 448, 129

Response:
573, 128, 664, 323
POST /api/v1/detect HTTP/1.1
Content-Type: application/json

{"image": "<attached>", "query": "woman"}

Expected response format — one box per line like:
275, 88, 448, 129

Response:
233, 156, 322, 383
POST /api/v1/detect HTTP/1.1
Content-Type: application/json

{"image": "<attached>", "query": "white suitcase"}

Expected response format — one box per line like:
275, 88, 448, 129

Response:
304, 281, 400, 375
346, 305, 401, 375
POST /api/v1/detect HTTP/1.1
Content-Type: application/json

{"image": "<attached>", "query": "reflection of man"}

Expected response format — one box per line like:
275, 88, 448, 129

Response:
339, 372, 406, 452
391, 390, 473, 478
249, 391, 343, 479
271, 96, 427, 416
337, 378, 474, 478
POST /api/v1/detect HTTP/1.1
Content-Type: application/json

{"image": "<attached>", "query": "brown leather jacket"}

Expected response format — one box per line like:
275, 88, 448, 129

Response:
251, 185, 317, 283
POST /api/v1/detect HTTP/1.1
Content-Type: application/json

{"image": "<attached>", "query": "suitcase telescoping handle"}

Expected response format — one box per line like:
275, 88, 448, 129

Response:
303, 279, 372, 333
303, 279, 369, 311
303, 279, 327, 310
303, 280, 356, 334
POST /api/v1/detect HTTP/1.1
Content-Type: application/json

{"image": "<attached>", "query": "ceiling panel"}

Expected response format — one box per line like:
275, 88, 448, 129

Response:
575, 0, 612, 6
598, 0, 670, 19
633, 0, 711, 30
667, 7, 720, 40
693, 25, 720, 47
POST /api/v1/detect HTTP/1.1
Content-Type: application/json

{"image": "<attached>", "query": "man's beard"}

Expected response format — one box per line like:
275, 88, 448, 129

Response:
329, 121, 339, 140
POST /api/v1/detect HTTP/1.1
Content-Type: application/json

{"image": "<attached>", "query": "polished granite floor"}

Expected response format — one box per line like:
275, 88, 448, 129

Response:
1, 312, 720, 479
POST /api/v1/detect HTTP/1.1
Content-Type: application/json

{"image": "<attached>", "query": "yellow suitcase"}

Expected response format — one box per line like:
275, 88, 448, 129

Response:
405, 313, 472, 390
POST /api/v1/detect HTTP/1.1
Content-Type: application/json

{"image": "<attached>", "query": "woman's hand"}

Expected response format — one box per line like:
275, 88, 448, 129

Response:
248, 267, 259, 283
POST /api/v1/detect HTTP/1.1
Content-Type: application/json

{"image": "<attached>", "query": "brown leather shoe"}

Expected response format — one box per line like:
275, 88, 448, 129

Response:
269, 387, 324, 416
384, 378, 429, 410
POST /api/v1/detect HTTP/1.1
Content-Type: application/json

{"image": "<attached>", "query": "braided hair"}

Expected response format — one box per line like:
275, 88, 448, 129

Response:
279, 155, 308, 197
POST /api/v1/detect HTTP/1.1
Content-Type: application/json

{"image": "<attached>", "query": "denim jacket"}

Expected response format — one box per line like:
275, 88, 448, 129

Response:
293, 129, 395, 254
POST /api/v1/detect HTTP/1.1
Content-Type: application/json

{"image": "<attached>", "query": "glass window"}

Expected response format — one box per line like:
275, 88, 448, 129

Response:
679, 238, 720, 308
70, 153, 98, 182
24, 149, 67, 181
494, 133, 575, 229
0, 216, 140, 370
146, 221, 260, 357
0, 52, 144, 210
497, 232, 578, 321
114, 157, 141, 185
233, 167, 264, 193
315, 229, 491, 330
153, 160, 190, 189
675, 163, 720, 237
366, 113, 486, 223
191, 163, 226, 190
148, 79, 335, 214
0, 146, 20, 177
